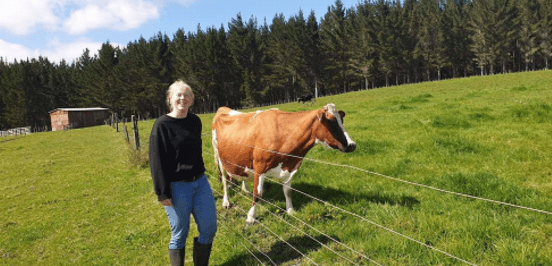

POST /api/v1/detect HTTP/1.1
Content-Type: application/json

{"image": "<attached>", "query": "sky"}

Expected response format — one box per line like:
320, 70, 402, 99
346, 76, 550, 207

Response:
0, 0, 359, 65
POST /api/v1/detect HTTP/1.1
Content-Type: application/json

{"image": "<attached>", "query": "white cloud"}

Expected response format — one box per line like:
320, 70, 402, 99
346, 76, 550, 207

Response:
0, 0, 159, 36
0, 38, 124, 64
167, 0, 199, 7
0, 39, 40, 62
63, 0, 159, 35
0, 0, 60, 35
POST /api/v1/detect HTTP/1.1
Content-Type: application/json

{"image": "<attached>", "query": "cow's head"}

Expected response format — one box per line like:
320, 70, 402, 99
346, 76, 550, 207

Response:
315, 103, 356, 153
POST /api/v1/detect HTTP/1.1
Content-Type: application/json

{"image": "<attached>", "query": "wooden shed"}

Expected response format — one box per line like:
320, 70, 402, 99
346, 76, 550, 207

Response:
49, 108, 111, 131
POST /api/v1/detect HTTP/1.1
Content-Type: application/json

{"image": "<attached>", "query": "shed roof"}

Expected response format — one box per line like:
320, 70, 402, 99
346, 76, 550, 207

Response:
49, 107, 109, 113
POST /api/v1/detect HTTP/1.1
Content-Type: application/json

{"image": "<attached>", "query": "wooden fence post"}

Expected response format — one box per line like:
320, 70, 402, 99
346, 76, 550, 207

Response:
131, 115, 140, 151
123, 124, 130, 143
115, 114, 119, 132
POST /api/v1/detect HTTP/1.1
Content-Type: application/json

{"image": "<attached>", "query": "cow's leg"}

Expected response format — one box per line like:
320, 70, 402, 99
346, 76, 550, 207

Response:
218, 159, 231, 209
257, 173, 266, 197
221, 175, 231, 209
241, 181, 249, 193
246, 202, 257, 225
283, 179, 294, 214
246, 173, 264, 225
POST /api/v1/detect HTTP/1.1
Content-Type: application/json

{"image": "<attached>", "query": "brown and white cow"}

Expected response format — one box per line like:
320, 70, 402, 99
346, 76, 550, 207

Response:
211, 103, 356, 224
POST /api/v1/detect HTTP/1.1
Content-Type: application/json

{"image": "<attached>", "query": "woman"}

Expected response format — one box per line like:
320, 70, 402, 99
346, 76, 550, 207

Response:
149, 80, 217, 266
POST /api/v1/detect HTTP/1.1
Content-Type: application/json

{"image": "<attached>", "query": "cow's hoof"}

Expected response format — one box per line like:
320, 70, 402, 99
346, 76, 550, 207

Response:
245, 217, 256, 225
286, 208, 295, 215
222, 199, 231, 209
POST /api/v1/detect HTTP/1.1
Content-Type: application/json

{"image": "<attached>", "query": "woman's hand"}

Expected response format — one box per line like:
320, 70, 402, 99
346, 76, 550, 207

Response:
161, 199, 173, 207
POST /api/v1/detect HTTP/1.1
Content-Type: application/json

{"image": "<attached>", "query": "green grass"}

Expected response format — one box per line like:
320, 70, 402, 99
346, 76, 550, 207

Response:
2, 71, 552, 265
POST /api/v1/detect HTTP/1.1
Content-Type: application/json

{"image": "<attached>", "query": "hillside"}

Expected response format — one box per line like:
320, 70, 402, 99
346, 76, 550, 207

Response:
1, 71, 551, 265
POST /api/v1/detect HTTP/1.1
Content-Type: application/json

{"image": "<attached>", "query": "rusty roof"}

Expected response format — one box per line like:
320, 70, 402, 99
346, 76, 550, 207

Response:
49, 107, 109, 113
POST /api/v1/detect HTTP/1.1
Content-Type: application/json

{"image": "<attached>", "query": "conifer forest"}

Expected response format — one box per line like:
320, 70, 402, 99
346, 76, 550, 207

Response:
1, 0, 551, 130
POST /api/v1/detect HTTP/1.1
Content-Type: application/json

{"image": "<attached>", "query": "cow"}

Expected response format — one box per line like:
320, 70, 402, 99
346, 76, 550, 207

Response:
211, 103, 356, 224
297, 94, 315, 104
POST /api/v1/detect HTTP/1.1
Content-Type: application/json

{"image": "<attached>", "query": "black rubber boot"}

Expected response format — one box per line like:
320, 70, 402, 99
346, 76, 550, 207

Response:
193, 237, 212, 266
169, 248, 185, 266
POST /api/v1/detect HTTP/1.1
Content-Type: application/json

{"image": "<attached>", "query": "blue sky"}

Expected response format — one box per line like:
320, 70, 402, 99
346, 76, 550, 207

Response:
0, 0, 359, 65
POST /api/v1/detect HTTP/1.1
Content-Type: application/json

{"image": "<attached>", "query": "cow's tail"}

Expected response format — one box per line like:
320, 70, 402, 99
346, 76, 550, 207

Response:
211, 128, 222, 182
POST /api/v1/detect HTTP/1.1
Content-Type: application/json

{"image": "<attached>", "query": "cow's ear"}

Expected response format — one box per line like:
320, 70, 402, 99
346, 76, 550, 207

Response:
338, 110, 346, 119
318, 111, 325, 122
318, 108, 328, 122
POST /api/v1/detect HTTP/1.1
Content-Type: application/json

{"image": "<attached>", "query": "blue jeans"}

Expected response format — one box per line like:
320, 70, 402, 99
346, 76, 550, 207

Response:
164, 175, 217, 249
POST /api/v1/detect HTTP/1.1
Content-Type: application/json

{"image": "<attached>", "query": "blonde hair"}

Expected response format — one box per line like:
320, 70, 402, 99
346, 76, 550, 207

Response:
166, 80, 194, 111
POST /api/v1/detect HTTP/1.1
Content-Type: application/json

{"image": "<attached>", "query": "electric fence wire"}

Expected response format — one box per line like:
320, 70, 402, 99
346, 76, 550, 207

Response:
218, 191, 321, 266
207, 171, 377, 266
202, 132, 552, 216
203, 149, 478, 266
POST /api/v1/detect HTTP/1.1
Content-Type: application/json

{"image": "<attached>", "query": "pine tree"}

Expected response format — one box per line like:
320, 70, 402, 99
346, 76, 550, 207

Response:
493, 0, 517, 74
88, 42, 124, 112
368, 0, 405, 86
468, 1, 495, 75
538, 0, 552, 69
401, 0, 420, 83
24, 57, 52, 127
304, 11, 324, 96
349, 1, 377, 89
446, 0, 472, 77
0, 58, 7, 129
320, 0, 353, 92
1, 61, 27, 128
516, 0, 541, 71
264, 13, 304, 102
74, 48, 95, 107
288, 10, 311, 97
414, 0, 448, 81
227, 14, 264, 107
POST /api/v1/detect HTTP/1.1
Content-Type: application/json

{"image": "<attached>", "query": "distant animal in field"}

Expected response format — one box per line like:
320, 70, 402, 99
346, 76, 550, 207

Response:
297, 94, 315, 104
211, 103, 356, 224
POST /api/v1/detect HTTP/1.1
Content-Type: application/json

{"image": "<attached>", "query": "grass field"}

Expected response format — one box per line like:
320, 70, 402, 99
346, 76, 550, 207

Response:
1, 71, 551, 265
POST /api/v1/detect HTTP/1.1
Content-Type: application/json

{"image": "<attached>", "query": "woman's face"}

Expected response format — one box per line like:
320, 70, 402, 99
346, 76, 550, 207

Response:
170, 87, 193, 112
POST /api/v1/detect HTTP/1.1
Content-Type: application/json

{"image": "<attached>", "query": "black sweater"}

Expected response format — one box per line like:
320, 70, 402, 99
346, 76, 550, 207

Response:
149, 113, 206, 201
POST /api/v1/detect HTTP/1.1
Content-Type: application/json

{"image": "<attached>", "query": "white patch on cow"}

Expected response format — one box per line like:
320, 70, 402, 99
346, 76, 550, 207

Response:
246, 205, 256, 225
222, 190, 231, 209
212, 129, 219, 161
344, 132, 355, 148
257, 174, 267, 197
244, 167, 255, 176
324, 103, 356, 150
241, 181, 249, 193
228, 110, 242, 116
249, 110, 264, 122
249, 108, 277, 122
256, 163, 298, 212
265, 162, 297, 183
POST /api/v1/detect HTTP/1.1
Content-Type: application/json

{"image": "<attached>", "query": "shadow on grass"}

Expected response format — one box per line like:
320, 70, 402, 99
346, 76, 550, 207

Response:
218, 234, 336, 266
262, 182, 420, 211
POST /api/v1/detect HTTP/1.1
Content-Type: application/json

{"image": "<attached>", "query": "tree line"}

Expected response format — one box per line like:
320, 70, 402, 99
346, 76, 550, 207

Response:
1, 0, 551, 130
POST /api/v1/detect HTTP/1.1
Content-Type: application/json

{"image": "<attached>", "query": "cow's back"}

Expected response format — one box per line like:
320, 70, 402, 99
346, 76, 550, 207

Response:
212, 108, 283, 175
212, 108, 280, 135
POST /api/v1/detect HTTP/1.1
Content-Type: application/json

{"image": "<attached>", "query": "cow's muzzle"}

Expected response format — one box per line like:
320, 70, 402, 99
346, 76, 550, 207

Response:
343, 142, 356, 153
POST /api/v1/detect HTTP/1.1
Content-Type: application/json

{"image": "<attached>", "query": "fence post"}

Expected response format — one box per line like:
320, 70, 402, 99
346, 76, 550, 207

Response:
123, 123, 130, 143
116, 115, 119, 132
131, 115, 140, 151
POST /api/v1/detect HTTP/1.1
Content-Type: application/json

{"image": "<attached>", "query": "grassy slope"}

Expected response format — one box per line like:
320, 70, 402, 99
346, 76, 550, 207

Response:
1, 71, 551, 265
